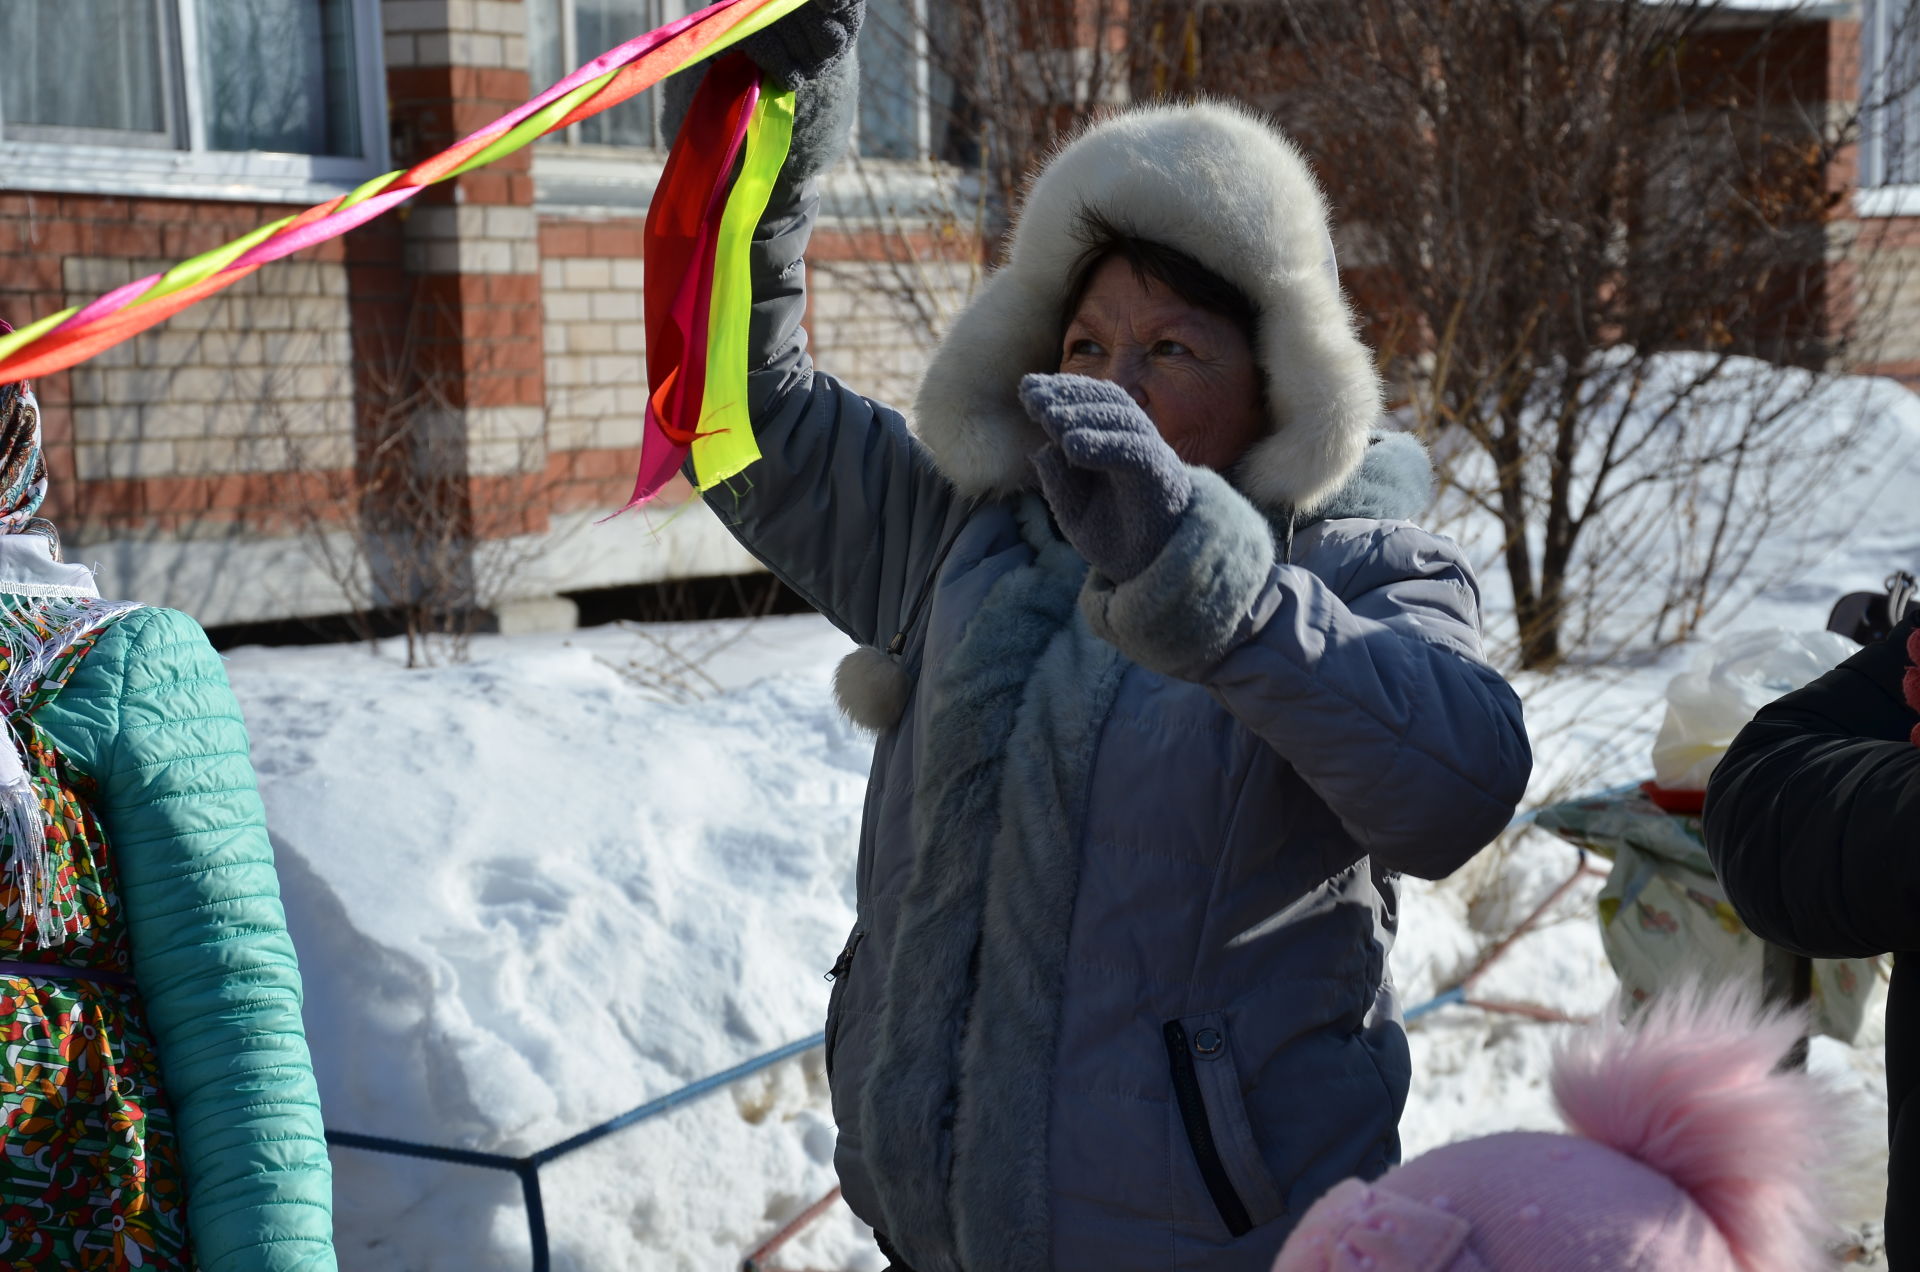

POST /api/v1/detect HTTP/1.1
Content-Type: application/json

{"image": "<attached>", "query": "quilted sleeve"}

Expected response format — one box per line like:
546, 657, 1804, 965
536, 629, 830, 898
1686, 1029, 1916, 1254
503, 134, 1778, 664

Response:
1080, 469, 1532, 881
90, 607, 336, 1271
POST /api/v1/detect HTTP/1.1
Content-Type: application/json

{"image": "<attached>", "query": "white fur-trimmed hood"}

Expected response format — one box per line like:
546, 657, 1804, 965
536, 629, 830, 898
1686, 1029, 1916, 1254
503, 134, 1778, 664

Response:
911, 101, 1384, 517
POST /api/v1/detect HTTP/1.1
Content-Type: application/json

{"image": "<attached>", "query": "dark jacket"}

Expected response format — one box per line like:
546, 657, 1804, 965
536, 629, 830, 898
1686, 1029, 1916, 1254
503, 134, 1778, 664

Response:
1702, 617, 1920, 1266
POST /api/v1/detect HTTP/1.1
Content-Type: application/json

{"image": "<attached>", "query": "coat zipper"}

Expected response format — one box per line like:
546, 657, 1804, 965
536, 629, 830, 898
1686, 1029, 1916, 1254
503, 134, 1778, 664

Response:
825, 930, 865, 983
823, 930, 865, 1080
1164, 1020, 1254, 1237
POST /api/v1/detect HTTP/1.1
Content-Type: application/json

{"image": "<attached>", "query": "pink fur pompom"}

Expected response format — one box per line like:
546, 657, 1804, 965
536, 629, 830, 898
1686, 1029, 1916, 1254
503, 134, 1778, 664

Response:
1550, 982, 1830, 1272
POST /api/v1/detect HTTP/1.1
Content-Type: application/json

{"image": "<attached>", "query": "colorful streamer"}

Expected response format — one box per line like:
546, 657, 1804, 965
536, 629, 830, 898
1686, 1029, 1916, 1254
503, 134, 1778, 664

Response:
0, 0, 810, 382
627, 53, 794, 509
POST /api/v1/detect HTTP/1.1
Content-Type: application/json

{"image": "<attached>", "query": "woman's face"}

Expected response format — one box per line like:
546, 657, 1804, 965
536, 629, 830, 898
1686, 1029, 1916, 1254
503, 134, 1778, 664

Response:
1059, 255, 1265, 472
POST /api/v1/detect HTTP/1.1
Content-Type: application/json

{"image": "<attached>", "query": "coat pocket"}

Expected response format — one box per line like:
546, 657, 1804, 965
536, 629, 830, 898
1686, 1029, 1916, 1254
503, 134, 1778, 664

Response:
823, 928, 865, 1081
1164, 1011, 1288, 1237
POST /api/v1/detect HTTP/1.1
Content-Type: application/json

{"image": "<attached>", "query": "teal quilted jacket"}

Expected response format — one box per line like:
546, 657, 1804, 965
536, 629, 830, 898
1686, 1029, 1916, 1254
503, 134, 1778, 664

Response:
34, 604, 336, 1271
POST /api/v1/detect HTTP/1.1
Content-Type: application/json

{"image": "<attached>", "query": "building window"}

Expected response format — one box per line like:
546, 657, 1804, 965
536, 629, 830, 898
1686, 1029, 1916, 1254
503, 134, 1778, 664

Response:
527, 0, 961, 161
1863, 0, 1920, 190
0, 0, 387, 201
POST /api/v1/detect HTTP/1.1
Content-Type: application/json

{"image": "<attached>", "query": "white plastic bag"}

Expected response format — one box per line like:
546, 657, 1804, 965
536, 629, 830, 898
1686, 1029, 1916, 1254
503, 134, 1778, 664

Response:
1650, 628, 1859, 791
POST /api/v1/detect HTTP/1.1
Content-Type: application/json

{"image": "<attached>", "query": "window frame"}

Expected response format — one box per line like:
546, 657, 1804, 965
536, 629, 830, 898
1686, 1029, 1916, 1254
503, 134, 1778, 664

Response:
0, 0, 390, 205
530, 0, 961, 213
1859, 0, 1920, 215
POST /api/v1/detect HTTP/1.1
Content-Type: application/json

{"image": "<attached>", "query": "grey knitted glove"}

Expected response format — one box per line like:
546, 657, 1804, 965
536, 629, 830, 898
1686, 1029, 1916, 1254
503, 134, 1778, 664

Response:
736, 0, 864, 90
662, 36, 861, 188
1022, 373, 1194, 584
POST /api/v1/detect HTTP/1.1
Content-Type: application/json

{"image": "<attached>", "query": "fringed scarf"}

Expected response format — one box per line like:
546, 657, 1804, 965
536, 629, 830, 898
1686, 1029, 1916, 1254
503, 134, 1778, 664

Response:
0, 359, 132, 946
0, 361, 58, 558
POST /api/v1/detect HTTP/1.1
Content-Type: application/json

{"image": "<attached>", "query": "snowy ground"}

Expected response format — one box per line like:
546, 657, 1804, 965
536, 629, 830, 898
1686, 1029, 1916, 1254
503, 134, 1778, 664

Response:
220, 363, 1920, 1269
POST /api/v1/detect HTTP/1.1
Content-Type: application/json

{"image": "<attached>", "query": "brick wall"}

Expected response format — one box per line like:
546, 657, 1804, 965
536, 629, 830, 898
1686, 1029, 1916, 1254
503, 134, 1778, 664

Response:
0, 195, 359, 542
0, 3, 992, 628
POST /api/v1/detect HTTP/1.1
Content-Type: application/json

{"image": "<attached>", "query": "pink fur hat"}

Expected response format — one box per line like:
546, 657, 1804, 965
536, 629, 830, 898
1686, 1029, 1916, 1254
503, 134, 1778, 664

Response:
1272, 984, 1837, 1272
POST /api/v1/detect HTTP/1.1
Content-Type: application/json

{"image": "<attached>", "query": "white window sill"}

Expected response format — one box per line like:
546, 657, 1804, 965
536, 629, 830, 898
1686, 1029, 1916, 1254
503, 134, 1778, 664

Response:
0, 140, 390, 207
1855, 184, 1920, 218
533, 145, 983, 226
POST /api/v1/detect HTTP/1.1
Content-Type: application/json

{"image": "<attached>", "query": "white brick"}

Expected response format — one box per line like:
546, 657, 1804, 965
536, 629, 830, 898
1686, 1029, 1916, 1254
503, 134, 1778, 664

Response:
484, 207, 535, 242
595, 414, 642, 450
611, 260, 644, 289
384, 33, 418, 67
162, 300, 229, 332
136, 403, 265, 440
547, 415, 598, 451
563, 259, 614, 290
452, 32, 505, 67
589, 355, 636, 384
502, 34, 528, 71
75, 440, 175, 481
567, 323, 615, 354
63, 257, 138, 292
67, 368, 106, 404
415, 33, 453, 65
461, 240, 519, 273
547, 356, 593, 387
509, 240, 541, 275
612, 323, 646, 354
475, 1, 524, 37
590, 291, 641, 321
69, 406, 130, 444
468, 406, 544, 443
544, 292, 591, 322
102, 368, 177, 405
88, 339, 140, 369
289, 297, 347, 329
233, 298, 296, 330
275, 365, 354, 402
542, 324, 569, 355
469, 437, 546, 477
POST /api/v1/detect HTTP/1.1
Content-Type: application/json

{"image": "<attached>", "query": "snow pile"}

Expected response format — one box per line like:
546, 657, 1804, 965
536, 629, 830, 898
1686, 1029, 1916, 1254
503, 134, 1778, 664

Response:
220, 357, 1920, 1267
226, 618, 884, 1271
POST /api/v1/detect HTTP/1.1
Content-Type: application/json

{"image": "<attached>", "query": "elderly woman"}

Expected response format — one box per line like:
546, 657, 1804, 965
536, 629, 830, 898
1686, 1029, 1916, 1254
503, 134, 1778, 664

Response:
687, 9, 1533, 1270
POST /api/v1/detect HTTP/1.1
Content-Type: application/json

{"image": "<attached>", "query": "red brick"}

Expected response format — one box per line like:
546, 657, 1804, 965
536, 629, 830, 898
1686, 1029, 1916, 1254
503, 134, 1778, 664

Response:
161, 223, 227, 257
587, 223, 645, 257
18, 219, 85, 256
88, 222, 165, 258
57, 195, 129, 221
487, 274, 541, 304
539, 222, 592, 257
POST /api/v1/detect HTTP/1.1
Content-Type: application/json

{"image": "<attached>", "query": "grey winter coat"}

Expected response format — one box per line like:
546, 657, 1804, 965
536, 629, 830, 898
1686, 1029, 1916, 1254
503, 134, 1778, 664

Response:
700, 108, 1532, 1272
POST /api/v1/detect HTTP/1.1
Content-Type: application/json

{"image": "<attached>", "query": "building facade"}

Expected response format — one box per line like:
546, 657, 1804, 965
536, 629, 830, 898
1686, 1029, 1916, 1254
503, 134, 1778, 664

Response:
0, 0, 977, 631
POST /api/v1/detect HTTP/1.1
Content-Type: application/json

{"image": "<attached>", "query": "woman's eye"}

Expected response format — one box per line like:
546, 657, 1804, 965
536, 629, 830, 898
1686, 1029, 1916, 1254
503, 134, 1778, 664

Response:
1152, 340, 1192, 357
1065, 339, 1104, 359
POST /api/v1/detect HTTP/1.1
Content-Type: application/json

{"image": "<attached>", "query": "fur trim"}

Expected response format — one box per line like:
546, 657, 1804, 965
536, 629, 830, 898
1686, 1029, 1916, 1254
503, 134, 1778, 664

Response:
1080, 467, 1276, 681
1300, 430, 1434, 525
859, 498, 1126, 1272
913, 101, 1383, 516
833, 645, 913, 732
